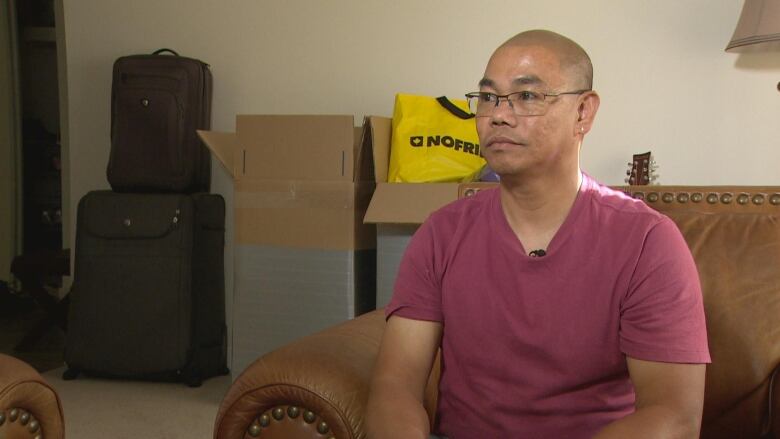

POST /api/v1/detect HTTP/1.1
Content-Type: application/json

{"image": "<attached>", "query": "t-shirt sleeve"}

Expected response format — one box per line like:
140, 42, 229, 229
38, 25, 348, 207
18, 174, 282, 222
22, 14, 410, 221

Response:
385, 218, 444, 323
620, 216, 711, 363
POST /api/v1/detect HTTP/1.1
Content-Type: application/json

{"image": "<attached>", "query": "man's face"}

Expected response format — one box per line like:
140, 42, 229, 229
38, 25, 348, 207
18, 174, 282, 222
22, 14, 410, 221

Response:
476, 44, 581, 179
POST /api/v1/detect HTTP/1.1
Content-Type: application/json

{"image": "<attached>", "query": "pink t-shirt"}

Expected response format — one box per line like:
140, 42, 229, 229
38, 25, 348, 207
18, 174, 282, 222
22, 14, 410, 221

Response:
386, 174, 710, 439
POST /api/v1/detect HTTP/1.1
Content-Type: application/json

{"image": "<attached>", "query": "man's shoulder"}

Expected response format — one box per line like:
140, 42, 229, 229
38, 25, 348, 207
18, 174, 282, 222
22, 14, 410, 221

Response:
585, 177, 665, 223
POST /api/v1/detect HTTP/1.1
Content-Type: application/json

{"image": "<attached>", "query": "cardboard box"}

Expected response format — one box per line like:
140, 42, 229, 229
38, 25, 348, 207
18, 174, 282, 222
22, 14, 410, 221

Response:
362, 116, 461, 307
198, 115, 376, 375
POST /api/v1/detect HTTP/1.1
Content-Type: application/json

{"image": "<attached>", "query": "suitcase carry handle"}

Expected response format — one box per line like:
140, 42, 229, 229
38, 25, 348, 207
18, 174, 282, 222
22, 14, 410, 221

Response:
152, 48, 180, 56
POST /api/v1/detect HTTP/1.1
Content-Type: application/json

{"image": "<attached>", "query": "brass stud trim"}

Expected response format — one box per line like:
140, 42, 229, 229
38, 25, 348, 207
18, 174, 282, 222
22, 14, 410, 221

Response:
287, 406, 300, 418
259, 414, 271, 427
272, 407, 284, 420
303, 411, 316, 423
9, 409, 19, 421
248, 423, 261, 437
737, 193, 750, 205
20, 411, 30, 425
0, 411, 5, 425
753, 194, 766, 205
633, 192, 645, 200
661, 193, 674, 203
771, 194, 780, 205
691, 192, 703, 203
317, 421, 330, 434
720, 193, 733, 204
676, 193, 689, 203
28, 419, 40, 433
706, 193, 718, 204
647, 193, 659, 202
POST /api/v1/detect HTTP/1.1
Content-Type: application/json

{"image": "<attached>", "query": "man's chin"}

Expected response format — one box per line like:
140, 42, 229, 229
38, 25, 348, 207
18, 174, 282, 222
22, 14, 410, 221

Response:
483, 159, 527, 177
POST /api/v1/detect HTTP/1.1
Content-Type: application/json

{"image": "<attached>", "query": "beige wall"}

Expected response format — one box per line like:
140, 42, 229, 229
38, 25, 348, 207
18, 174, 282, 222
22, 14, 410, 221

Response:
62, 0, 780, 206
61, 0, 780, 356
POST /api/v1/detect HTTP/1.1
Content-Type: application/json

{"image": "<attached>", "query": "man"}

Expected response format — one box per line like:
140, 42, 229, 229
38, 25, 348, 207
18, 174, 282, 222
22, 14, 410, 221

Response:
365, 30, 710, 439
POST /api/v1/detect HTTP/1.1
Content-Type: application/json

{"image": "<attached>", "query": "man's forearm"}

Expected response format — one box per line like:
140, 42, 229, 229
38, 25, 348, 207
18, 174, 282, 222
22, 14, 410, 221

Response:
365, 378, 431, 439
593, 405, 701, 439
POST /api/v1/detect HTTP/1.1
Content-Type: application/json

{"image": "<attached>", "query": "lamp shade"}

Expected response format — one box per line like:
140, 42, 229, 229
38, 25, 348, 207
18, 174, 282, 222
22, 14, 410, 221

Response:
726, 0, 780, 51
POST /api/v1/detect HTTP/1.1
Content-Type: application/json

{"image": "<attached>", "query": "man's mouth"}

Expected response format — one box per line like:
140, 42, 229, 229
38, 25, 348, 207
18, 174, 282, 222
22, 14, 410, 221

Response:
486, 136, 524, 148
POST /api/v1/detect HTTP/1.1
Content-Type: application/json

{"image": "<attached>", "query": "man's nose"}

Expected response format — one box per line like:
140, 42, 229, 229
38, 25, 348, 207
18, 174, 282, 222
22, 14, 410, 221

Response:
490, 97, 516, 125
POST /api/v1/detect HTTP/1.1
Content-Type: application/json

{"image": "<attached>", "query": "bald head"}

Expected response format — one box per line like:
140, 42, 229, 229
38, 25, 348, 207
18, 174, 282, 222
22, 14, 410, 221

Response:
498, 30, 593, 90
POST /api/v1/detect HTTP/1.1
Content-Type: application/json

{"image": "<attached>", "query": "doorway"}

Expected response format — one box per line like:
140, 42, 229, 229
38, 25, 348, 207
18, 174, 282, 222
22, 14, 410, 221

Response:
16, 0, 63, 254
0, 0, 68, 372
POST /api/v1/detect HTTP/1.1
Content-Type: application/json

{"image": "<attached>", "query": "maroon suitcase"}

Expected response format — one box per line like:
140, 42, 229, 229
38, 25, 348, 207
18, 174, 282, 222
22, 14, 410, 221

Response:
107, 48, 212, 193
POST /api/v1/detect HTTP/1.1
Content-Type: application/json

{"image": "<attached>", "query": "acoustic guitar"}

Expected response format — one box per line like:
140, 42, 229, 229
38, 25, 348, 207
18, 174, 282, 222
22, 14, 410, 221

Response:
625, 152, 658, 185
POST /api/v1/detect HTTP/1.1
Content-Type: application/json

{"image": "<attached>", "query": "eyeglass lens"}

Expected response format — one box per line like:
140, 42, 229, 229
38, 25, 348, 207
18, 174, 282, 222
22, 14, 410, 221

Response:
468, 92, 548, 117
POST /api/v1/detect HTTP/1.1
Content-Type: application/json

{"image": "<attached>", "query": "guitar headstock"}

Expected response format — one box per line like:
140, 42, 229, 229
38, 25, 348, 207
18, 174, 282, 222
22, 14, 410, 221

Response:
625, 152, 658, 185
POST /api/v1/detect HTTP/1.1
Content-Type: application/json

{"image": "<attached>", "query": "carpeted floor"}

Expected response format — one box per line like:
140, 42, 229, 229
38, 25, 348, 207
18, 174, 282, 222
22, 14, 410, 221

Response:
42, 367, 231, 439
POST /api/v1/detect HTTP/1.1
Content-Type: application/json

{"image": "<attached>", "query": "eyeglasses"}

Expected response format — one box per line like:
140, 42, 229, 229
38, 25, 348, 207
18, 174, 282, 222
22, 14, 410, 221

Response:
465, 90, 589, 117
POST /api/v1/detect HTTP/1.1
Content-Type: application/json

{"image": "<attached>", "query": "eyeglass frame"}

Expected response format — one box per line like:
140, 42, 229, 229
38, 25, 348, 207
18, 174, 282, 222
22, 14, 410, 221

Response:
465, 89, 591, 117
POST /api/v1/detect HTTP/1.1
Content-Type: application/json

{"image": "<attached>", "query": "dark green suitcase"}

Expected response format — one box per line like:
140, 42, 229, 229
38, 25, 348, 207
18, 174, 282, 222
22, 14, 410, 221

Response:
64, 190, 227, 386
107, 49, 212, 193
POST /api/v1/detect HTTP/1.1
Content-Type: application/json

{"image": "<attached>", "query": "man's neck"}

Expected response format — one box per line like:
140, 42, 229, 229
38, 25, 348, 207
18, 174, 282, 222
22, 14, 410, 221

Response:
498, 169, 583, 252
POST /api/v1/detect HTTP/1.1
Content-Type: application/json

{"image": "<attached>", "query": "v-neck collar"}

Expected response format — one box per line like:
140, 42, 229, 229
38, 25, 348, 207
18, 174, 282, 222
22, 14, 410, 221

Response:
491, 173, 593, 260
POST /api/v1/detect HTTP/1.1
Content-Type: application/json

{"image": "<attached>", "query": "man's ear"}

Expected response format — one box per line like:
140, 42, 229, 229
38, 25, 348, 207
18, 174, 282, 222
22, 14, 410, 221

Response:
575, 91, 600, 135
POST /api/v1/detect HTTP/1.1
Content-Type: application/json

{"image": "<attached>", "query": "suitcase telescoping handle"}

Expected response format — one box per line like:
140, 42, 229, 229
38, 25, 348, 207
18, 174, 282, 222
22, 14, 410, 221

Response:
152, 48, 179, 56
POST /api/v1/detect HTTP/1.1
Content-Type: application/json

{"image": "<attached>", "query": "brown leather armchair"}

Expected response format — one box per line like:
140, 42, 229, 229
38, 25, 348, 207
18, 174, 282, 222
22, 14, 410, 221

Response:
0, 353, 65, 439
214, 186, 780, 439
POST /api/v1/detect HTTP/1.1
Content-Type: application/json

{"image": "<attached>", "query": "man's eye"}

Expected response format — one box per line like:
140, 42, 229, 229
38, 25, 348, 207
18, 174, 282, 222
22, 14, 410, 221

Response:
480, 93, 497, 103
515, 91, 539, 102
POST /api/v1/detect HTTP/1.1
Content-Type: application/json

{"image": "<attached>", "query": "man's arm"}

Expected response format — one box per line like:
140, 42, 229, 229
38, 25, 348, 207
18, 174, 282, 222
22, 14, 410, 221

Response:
365, 315, 442, 439
594, 357, 706, 439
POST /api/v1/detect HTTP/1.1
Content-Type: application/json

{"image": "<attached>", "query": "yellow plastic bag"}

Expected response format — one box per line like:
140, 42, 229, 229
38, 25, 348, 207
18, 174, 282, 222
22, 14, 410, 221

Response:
388, 93, 485, 183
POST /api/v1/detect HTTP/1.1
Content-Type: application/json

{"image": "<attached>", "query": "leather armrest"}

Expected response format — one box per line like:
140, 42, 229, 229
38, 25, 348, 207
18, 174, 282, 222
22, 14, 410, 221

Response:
214, 309, 386, 439
0, 354, 64, 439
